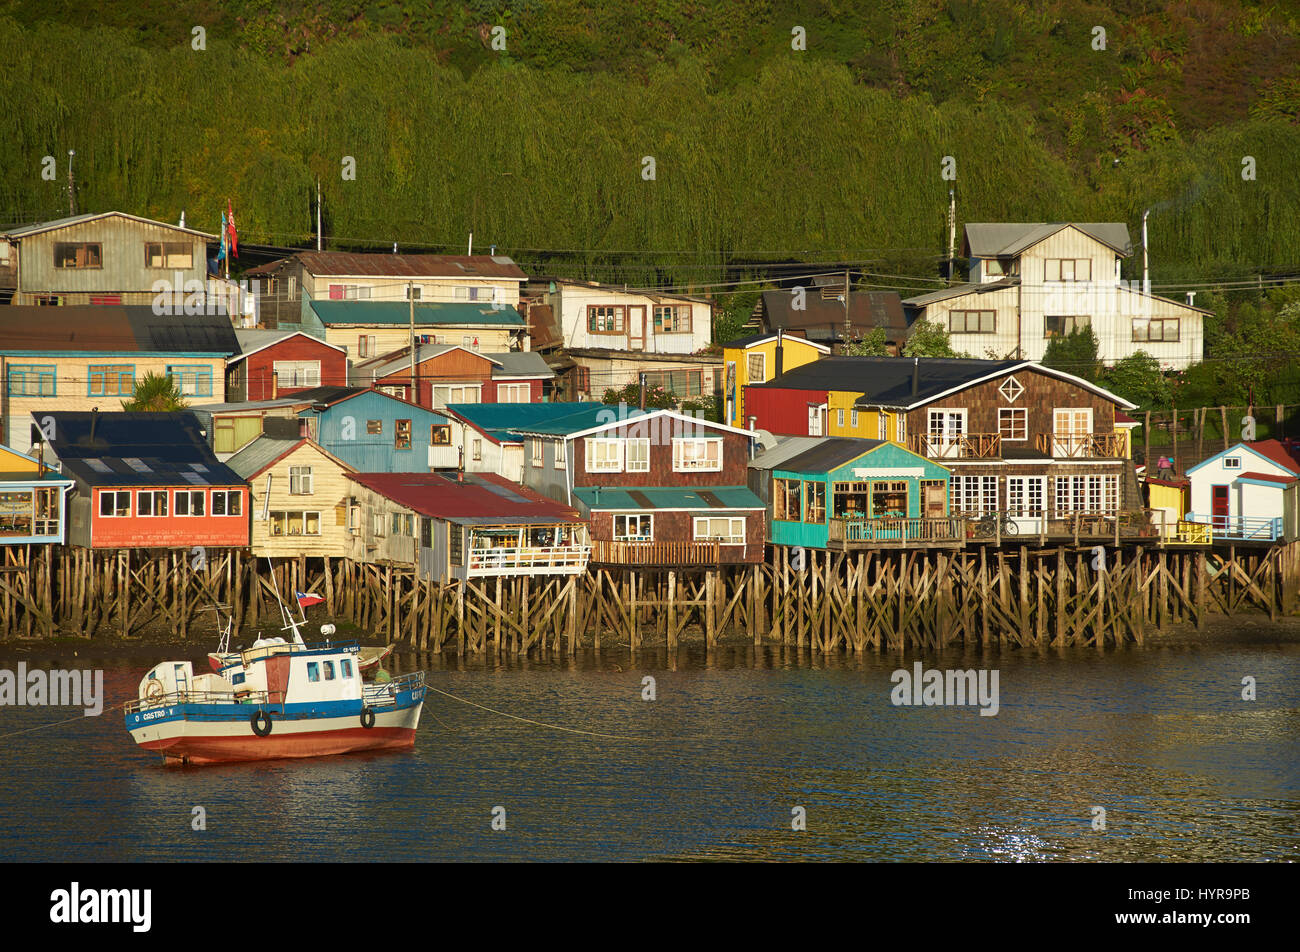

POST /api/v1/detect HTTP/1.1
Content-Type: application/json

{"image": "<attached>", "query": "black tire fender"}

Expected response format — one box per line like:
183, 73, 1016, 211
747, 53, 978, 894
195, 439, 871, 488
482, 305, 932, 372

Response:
360, 707, 376, 729
251, 710, 273, 737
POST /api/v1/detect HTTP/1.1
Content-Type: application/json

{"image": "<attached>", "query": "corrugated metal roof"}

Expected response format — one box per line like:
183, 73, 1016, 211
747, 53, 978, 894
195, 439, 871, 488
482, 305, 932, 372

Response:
225, 436, 304, 478
760, 290, 907, 339
902, 278, 1018, 307
750, 355, 1023, 407
295, 251, 527, 280
574, 485, 764, 511
489, 350, 554, 378
2, 211, 216, 241
444, 401, 605, 443
309, 300, 525, 327
748, 436, 826, 471
0, 307, 238, 354
347, 472, 579, 522
964, 222, 1132, 258
191, 386, 365, 413
773, 438, 887, 474
41, 411, 244, 487
507, 404, 650, 436
1244, 439, 1300, 474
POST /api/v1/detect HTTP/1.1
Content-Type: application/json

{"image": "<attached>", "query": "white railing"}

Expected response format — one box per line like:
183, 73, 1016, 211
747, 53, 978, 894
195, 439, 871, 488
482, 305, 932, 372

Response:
466, 544, 592, 577
1186, 514, 1282, 542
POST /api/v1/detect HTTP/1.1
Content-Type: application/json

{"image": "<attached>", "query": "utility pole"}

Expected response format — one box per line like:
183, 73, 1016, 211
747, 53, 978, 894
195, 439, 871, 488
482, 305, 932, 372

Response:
316, 179, 322, 251
947, 189, 956, 284
67, 150, 76, 216
639, 372, 647, 410
843, 269, 851, 341
409, 281, 417, 404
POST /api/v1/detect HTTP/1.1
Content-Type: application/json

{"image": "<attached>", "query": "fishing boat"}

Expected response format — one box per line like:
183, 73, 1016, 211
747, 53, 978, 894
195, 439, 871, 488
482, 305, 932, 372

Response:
124, 592, 424, 766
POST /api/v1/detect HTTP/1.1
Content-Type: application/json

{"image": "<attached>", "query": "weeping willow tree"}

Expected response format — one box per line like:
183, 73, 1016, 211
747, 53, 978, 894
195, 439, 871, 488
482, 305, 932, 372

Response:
1, 17, 1298, 288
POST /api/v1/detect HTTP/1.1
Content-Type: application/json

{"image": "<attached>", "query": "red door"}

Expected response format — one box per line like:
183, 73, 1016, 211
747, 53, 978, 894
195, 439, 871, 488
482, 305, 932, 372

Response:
1211, 485, 1229, 527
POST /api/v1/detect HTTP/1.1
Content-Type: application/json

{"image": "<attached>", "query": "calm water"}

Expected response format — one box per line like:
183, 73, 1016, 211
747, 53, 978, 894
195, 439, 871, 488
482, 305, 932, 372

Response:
1, 642, 1297, 861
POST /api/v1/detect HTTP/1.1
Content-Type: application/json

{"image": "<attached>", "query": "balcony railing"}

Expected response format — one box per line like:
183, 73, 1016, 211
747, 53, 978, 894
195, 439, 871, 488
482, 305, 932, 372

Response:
465, 544, 591, 576
828, 516, 965, 546
590, 540, 735, 566
1036, 433, 1127, 459
1185, 514, 1283, 542
909, 432, 1001, 459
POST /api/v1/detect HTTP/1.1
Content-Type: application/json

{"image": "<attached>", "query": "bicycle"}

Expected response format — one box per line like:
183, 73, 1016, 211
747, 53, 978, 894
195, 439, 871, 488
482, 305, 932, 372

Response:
973, 511, 1018, 538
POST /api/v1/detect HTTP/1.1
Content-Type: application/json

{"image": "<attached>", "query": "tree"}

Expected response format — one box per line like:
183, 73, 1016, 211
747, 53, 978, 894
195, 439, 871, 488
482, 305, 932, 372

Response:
120, 372, 188, 411
842, 328, 888, 356
1099, 352, 1172, 409
1042, 325, 1101, 381
602, 381, 676, 410
902, 320, 961, 358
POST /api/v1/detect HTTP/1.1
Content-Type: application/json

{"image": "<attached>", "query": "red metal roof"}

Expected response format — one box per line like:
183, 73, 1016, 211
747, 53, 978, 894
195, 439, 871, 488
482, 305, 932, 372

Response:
1238, 470, 1297, 485
346, 472, 580, 521
1114, 411, 1137, 425
294, 251, 526, 280
1245, 439, 1300, 474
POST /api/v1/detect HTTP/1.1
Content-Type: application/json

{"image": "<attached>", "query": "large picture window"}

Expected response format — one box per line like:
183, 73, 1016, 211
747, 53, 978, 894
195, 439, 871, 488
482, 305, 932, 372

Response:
586, 438, 624, 472
1133, 318, 1180, 342
693, 516, 745, 544
774, 478, 802, 521
587, 305, 625, 334
613, 514, 652, 541
1044, 258, 1092, 282
54, 243, 101, 269
89, 365, 134, 396
8, 365, 56, 396
653, 305, 691, 333
949, 310, 995, 334
145, 242, 193, 269
672, 438, 722, 472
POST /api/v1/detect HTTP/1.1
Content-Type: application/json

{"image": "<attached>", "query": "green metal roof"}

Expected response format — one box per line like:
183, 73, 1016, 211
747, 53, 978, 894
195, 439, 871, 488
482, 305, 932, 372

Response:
574, 486, 764, 511
446, 401, 606, 443
509, 404, 650, 437
308, 300, 525, 327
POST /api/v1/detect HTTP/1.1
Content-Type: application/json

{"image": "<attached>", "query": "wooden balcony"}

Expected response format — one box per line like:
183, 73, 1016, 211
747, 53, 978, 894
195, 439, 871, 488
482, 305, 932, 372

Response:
1036, 433, 1127, 459
909, 433, 1002, 459
828, 516, 965, 548
466, 544, 591, 577
590, 540, 754, 566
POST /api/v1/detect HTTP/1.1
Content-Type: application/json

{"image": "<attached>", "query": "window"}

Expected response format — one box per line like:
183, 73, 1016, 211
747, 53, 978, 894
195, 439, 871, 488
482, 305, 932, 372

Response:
1007, 477, 1046, 517
1053, 408, 1092, 456
405, 286, 422, 301
34, 295, 63, 306
8, 365, 56, 396
926, 409, 967, 455
878, 414, 888, 440
586, 438, 624, 472
99, 491, 130, 517
693, 516, 745, 544
271, 511, 321, 535
808, 405, 823, 436
1224, 456, 1241, 470
870, 480, 909, 518
212, 490, 242, 516
323, 661, 335, 681
366, 420, 382, 435
137, 490, 168, 517
1054, 476, 1118, 515
395, 419, 412, 450
626, 438, 650, 473
166, 365, 213, 397
391, 512, 414, 536
1133, 318, 1180, 342
307, 662, 320, 682
850, 409, 859, 428
998, 408, 1027, 441
432, 385, 481, 409
272, 361, 320, 389
54, 243, 101, 269
89, 365, 134, 396
774, 478, 802, 521
358, 335, 376, 357
341, 660, 353, 679
587, 305, 625, 334
214, 416, 261, 454
289, 466, 313, 495
747, 352, 766, 384
1044, 315, 1090, 338
1045, 258, 1092, 282
532, 439, 544, 468
472, 439, 482, 462
614, 514, 653, 541
804, 481, 826, 524
949, 310, 996, 333
431, 425, 451, 445
896, 415, 906, 443
643, 369, 705, 397
371, 512, 385, 537
144, 242, 193, 269
174, 490, 206, 516
654, 305, 691, 333
497, 383, 529, 402
998, 376, 1024, 403
672, 438, 722, 472
837, 409, 845, 428
950, 475, 999, 515
555, 445, 565, 470
449, 525, 464, 565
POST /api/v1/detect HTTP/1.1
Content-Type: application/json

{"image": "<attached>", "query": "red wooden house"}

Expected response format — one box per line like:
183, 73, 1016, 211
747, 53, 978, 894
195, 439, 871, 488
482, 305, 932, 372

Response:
226, 329, 348, 401
349, 343, 553, 409
39, 411, 250, 550
513, 406, 764, 566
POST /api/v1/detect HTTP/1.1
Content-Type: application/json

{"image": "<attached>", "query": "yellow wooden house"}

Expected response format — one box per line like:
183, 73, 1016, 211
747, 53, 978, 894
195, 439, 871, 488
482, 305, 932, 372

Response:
722, 332, 829, 430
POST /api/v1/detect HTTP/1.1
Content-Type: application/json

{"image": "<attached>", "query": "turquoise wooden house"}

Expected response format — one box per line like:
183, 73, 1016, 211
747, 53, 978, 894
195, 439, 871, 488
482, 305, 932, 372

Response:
297, 389, 455, 474
749, 437, 961, 548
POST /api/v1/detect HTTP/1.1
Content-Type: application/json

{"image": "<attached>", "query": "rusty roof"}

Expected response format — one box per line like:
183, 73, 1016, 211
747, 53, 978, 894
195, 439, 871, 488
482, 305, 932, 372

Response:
293, 251, 527, 280
346, 471, 580, 523
0, 306, 238, 354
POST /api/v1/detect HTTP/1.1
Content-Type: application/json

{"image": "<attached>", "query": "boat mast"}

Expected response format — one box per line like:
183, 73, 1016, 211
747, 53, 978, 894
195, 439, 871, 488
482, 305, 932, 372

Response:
265, 556, 306, 645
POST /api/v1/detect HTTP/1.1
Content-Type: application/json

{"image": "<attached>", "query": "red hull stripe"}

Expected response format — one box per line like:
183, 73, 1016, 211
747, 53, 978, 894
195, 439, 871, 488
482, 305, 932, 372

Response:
138, 726, 415, 765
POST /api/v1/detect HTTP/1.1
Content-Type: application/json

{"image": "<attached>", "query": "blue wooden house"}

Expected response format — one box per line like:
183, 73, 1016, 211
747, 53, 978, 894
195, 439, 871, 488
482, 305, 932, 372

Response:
749, 437, 960, 548
297, 389, 455, 473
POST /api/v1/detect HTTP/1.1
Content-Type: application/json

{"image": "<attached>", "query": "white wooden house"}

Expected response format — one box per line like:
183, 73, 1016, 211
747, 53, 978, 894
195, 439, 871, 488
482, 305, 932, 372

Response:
1185, 440, 1300, 542
904, 223, 1209, 370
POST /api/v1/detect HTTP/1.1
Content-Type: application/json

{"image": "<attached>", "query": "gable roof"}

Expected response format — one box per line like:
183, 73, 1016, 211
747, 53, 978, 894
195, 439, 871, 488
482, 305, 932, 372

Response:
294, 251, 526, 280
0, 306, 238, 354
228, 329, 346, 365
350, 343, 502, 380
347, 472, 578, 523
304, 387, 449, 418
225, 436, 355, 479
489, 350, 554, 378
549, 278, 710, 304
573, 485, 764, 511
964, 222, 1133, 258
769, 438, 890, 474
747, 356, 1136, 410
38, 411, 244, 487
748, 436, 827, 471
759, 289, 908, 342
443, 401, 604, 444
721, 332, 831, 353
1186, 440, 1300, 477
509, 406, 754, 440
2, 211, 216, 241
902, 277, 1019, 307
308, 300, 525, 328
191, 386, 366, 414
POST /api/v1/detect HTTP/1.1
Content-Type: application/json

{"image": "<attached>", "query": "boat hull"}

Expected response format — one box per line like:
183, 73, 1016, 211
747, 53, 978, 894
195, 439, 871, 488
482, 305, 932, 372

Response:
126, 701, 423, 766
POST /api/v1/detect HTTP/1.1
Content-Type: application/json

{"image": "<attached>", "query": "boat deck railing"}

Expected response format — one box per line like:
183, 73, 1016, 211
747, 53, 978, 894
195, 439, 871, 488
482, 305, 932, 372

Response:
237, 639, 361, 664
125, 688, 273, 714
362, 672, 425, 708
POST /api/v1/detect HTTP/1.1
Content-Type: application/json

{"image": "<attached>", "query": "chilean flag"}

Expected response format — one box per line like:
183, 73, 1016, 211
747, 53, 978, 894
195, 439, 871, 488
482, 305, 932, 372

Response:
296, 591, 325, 609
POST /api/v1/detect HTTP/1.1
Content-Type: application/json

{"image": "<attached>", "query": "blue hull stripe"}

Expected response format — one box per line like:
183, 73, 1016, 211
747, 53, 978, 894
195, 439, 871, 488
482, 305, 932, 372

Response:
124, 688, 425, 729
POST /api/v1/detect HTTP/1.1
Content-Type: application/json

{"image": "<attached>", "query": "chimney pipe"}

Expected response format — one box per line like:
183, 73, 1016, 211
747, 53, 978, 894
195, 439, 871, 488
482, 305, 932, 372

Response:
775, 329, 784, 379
1142, 208, 1151, 295
911, 357, 919, 397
